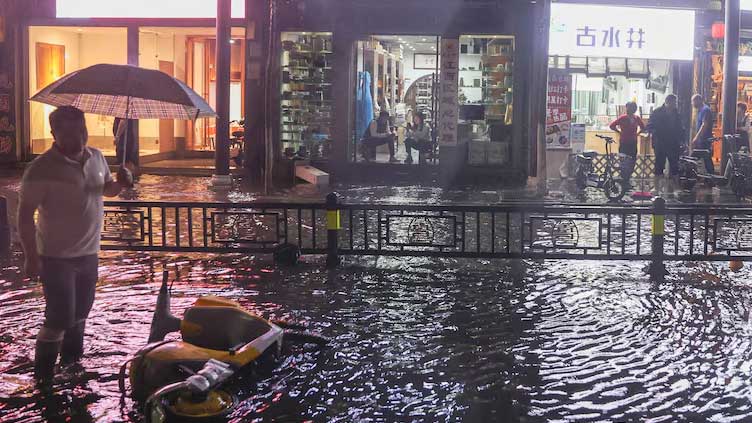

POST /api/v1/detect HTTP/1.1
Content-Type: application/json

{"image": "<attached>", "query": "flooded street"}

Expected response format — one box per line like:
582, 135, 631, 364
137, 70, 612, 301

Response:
2, 175, 752, 422
2, 252, 752, 422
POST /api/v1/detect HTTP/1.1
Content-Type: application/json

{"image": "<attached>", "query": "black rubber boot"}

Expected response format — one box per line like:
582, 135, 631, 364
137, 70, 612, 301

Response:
60, 321, 85, 365
34, 339, 61, 383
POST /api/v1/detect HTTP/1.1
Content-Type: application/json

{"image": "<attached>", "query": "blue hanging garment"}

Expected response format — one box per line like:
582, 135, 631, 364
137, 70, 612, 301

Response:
357, 71, 374, 140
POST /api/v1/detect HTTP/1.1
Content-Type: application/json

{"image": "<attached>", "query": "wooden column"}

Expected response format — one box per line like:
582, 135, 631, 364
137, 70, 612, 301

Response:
127, 25, 140, 166
214, 0, 232, 177
245, 0, 268, 184
722, 0, 741, 170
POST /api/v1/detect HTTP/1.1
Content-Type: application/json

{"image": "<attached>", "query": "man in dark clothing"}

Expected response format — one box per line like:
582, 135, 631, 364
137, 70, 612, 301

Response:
691, 94, 715, 173
647, 94, 685, 178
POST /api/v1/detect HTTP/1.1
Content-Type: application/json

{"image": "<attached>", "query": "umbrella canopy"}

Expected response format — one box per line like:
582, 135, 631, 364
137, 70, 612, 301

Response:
30, 64, 216, 120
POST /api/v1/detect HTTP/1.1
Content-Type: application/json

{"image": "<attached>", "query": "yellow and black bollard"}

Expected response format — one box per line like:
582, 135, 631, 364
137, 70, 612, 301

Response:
648, 197, 667, 282
326, 192, 341, 268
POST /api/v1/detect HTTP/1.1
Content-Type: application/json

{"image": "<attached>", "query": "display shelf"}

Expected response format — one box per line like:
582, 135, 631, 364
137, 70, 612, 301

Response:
280, 32, 334, 158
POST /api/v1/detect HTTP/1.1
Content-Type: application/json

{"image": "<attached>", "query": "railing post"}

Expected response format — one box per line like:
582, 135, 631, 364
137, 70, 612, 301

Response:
0, 197, 9, 256
649, 196, 667, 282
326, 192, 341, 268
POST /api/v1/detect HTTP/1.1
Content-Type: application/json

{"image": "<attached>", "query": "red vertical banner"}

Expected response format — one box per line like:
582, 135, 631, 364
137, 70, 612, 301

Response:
545, 69, 572, 150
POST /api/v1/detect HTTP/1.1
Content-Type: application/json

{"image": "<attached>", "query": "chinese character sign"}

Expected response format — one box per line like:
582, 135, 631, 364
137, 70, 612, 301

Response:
439, 39, 459, 147
546, 70, 572, 150
549, 4, 694, 61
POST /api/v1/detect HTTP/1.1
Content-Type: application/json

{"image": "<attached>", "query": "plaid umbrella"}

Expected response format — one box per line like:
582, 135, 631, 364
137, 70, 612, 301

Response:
30, 64, 216, 120
31, 64, 217, 165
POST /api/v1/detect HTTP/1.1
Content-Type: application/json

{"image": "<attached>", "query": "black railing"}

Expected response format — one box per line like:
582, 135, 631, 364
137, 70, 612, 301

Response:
100, 201, 330, 254
97, 197, 752, 270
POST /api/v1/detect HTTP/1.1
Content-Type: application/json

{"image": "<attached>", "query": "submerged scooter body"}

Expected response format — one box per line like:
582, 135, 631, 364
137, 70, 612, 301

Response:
121, 271, 284, 421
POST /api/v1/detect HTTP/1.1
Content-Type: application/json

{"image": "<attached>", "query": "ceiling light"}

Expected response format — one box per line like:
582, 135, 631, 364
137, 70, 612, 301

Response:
422, 38, 427, 42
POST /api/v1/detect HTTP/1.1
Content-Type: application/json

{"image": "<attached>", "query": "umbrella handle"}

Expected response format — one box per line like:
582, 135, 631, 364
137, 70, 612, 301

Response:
122, 96, 130, 166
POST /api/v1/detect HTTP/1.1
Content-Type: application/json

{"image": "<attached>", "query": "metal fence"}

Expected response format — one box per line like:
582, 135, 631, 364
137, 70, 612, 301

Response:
98, 197, 752, 270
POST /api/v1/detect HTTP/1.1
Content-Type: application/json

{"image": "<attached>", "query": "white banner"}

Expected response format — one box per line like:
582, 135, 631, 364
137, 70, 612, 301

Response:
57, 0, 245, 18
549, 4, 695, 61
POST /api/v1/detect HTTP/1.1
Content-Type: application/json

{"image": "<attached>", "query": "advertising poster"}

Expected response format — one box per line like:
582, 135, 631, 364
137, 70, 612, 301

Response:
546, 69, 572, 150
570, 123, 586, 153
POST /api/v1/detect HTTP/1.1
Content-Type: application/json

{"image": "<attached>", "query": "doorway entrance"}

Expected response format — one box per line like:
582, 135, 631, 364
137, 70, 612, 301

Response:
353, 35, 440, 165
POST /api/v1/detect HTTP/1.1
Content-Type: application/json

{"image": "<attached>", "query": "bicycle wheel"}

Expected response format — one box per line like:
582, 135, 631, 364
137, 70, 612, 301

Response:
604, 179, 626, 202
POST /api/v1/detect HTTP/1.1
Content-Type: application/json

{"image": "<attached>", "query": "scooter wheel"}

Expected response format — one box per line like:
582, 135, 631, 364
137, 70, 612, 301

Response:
604, 180, 626, 202
161, 389, 237, 422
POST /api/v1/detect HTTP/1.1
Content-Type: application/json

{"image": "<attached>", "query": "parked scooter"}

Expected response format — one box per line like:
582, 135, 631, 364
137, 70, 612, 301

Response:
229, 120, 245, 168
678, 135, 736, 190
575, 134, 628, 201
726, 148, 752, 198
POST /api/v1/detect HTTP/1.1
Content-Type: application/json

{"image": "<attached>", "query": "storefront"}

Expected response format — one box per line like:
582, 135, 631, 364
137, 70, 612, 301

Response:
8, 0, 543, 187
10, 0, 252, 171
544, 3, 697, 179
270, 0, 542, 186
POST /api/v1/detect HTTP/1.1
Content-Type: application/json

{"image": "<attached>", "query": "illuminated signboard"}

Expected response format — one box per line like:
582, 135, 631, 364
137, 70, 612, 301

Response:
56, 0, 245, 18
743, 0, 752, 11
549, 4, 695, 61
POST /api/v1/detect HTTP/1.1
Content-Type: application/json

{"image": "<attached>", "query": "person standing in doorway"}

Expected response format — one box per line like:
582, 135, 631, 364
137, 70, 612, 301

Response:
647, 94, 685, 181
113, 117, 138, 173
691, 94, 715, 174
18, 106, 133, 383
609, 101, 645, 185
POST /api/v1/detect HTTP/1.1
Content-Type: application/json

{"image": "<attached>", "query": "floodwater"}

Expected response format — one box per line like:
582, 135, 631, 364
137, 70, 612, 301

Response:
2, 175, 752, 422
3, 254, 752, 422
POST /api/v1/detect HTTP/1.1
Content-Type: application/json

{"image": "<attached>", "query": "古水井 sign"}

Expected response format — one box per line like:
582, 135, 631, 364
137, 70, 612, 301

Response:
549, 4, 695, 61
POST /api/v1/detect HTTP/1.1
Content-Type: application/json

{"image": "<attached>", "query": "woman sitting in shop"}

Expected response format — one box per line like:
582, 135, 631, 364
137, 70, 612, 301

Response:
360, 111, 397, 163
404, 112, 433, 164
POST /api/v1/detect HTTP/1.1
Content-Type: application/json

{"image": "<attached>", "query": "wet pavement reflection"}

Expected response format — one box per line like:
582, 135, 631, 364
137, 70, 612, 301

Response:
2, 174, 752, 422
1, 253, 752, 422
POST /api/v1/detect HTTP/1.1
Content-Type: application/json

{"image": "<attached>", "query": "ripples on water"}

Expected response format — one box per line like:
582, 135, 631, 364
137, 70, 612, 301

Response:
1, 253, 752, 422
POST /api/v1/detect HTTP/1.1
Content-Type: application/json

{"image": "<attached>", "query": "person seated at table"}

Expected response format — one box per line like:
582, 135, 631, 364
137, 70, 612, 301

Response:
404, 112, 432, 164
360, 111, 397, 163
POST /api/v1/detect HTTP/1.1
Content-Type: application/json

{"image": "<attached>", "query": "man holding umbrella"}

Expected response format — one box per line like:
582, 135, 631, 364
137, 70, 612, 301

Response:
23, 64, 216, 383
19, 106, 133, 382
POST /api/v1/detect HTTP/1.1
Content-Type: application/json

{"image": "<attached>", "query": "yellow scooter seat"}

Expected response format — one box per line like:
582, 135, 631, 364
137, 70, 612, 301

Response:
181, 304, 272, 352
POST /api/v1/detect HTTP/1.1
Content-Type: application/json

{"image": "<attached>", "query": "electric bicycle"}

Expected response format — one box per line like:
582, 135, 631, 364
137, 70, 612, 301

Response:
574, 134, 628, 202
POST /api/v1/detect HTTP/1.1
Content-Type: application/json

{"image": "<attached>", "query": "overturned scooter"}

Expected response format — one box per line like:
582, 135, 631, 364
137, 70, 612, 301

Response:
119, 271, 328, 422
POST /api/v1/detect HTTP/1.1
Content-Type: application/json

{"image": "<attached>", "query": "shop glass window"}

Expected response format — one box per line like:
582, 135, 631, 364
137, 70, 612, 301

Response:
458, 35, 514, 166
139, 27, 245, 160
571, 59, 671, 133
353, 35, 440, 164
280, 32, 333, 161
29, 26, 126, 156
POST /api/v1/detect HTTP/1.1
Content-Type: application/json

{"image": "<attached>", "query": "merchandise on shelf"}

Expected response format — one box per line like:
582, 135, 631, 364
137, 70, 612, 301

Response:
280, 32, 334, 159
